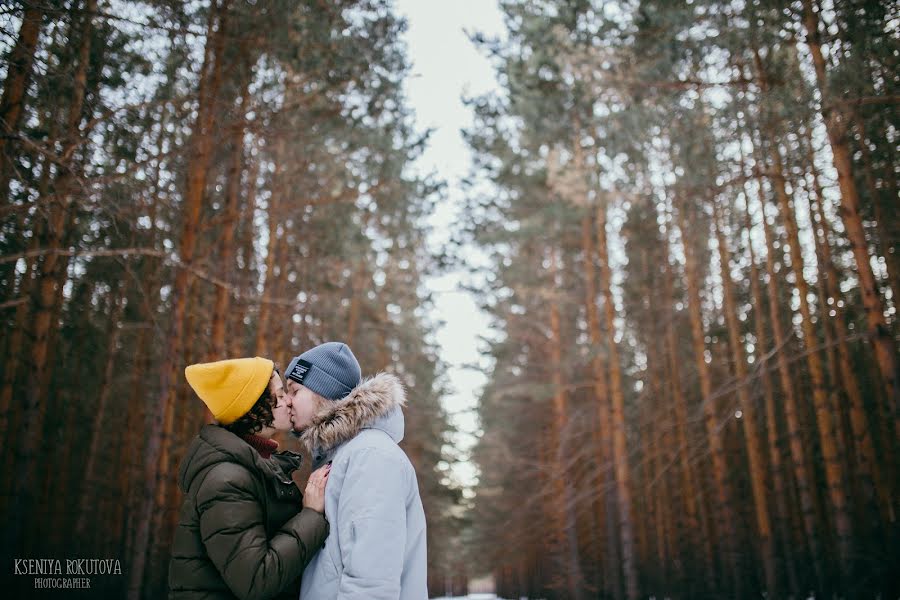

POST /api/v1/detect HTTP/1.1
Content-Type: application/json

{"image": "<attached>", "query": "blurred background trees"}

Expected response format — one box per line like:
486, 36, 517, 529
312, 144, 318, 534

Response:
0, 1, 461, 597
465, 0, 897, 598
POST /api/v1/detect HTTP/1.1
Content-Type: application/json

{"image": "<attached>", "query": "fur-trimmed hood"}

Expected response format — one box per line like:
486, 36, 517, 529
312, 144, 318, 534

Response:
300, 372, 406, 453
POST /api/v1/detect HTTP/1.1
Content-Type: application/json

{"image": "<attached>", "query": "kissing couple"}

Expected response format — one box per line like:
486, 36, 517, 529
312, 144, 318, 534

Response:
167, 342, 427, 599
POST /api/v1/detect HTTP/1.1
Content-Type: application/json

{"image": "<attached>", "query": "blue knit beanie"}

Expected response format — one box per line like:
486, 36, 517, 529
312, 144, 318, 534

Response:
285, 342, 362, 401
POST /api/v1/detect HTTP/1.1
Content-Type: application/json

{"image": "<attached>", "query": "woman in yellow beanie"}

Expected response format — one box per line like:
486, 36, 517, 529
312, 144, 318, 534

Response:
168, 357, 331, 600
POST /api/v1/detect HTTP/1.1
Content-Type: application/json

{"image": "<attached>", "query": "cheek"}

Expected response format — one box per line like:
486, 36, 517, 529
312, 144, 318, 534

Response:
299, 397, 316, 418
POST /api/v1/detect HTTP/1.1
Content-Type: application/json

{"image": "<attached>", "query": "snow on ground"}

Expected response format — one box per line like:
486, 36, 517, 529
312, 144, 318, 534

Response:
432, 595, 499, 600
433, 595, 525, 600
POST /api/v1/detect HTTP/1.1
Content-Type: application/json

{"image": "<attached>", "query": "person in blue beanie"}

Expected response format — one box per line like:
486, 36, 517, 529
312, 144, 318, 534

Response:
283, 342, 428, 599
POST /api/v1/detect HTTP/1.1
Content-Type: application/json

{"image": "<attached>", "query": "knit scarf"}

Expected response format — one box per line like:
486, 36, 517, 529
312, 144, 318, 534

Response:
242, 433, 279, 459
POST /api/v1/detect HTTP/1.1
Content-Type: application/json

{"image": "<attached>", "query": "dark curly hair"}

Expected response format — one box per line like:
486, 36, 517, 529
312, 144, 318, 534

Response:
224, 367, 280, 438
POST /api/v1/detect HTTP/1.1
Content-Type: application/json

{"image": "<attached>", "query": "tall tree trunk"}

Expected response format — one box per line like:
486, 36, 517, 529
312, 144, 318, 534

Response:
0, 5, 44, 303
597, 200, 639, 600
346, 260, 367, 347
875, 139, 898, 307
38, 207, 81, 548
713, 201, 778, 597
5, 0, 96, 553
631, 248, 651, 590
121, 97, 168, 565
661, 208, 714, 594
801, 0, 900, 417
75, 282, 125, 538
804, 137, 894, 527
270, 221, 293, 359
853, 119, 900, 326
573, 136, 615, 598
128, 3, 230, 596
802, 169, 851, 468
644, 399, 665, 591
210, 50, 254, 359
121, 326, 148, 563
0, 245, 38, 491
0, 95, 60, 477
741, 183, 801, 595
643, 303, 677, 593
150, 283, 200, 594
762, 38, 865, 585
0, 108, 61, 502
674, 198, 740, 596
0, 4, 43, 200
753, 159, 827, 592
231, 143, 261, 357
110, 387, 130, 556
765, 137, 855, 575
36, 0, 112, 544
211, 116, 248, 358
254, 138, 286, 357
548, 246, 586, 600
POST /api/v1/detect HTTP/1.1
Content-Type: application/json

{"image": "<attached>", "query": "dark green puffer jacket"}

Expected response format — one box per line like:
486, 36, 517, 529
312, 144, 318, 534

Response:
168, 425, 328, 600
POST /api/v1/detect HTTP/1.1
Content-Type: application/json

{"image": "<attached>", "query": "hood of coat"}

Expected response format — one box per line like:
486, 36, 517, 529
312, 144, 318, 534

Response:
177, 424, 299, 493
300, 372, 406, 453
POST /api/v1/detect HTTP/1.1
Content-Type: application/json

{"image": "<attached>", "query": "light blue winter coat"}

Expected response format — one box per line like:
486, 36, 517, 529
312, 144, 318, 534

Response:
298, 373, 428, 600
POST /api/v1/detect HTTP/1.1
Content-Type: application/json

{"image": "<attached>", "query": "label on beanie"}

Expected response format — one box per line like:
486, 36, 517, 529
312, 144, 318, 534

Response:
288, 359, 312, 385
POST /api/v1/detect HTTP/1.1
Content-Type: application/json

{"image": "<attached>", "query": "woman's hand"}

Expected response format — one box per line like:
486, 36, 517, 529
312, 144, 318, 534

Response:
302, 464, 331, 514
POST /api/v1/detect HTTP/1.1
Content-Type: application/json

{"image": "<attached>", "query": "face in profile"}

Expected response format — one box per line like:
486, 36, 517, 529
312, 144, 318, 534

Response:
285, 379, 323, 433
269, 371, 293, 433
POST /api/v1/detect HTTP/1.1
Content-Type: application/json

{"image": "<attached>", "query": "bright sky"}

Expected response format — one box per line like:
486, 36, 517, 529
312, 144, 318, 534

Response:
393, 0, 506, 492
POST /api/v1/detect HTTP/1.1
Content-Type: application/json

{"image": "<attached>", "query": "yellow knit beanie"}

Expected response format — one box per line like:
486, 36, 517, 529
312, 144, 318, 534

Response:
185, 357, 275, 425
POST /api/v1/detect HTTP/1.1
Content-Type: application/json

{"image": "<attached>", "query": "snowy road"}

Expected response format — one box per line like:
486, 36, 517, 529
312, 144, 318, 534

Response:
434, 595, 524, 600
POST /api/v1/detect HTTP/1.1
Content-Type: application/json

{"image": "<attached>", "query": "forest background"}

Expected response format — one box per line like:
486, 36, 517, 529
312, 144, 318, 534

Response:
0, 1, 897, 599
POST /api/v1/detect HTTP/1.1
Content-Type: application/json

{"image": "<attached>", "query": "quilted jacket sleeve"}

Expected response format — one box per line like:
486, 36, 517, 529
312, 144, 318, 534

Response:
196, 462, 329, 600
